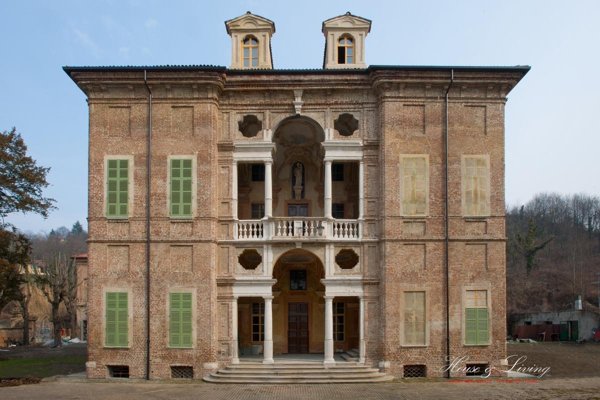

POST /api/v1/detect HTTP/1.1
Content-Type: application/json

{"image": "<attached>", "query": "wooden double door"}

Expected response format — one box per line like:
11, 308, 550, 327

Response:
288, 302, 309, 353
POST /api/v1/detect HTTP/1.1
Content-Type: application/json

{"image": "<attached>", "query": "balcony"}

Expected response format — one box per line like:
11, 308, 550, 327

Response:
235, 217, 362, 241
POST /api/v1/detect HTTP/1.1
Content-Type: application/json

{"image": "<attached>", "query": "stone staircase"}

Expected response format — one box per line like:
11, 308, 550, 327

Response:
340, 348, 360, 362
203, 360, 393, 384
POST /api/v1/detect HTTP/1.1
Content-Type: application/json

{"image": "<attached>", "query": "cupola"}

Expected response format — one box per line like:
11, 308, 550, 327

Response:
322, 12, 371, 69
225, 12, 275, 69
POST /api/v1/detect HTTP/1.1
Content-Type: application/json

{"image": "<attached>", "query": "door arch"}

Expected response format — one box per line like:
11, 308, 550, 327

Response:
271, 249, 325, 354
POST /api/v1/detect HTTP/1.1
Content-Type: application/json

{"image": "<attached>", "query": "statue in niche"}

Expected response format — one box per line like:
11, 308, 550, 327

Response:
292, 161, 304, 199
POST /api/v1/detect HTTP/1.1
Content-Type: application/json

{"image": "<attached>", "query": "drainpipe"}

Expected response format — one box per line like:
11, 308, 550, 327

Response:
444, 69, 454, 379
143, 70, 152, 380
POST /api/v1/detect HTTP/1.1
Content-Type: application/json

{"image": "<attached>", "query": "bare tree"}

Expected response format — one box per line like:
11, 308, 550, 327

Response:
36, 253, 69, 347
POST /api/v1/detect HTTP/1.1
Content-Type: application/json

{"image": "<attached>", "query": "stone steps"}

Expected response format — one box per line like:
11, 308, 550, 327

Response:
204, 362, 393, 384
340, 348, 360, 362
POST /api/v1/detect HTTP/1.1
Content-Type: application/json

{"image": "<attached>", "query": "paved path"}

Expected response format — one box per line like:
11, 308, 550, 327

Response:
2, 376, 600, 400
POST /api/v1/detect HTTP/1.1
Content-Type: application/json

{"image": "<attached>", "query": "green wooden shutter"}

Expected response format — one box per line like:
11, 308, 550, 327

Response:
170, 292, 193, 347
170, 159, 193, 217
465, 307, 488, 345
107, 159, 129, 217
105, 292, 128, 347
476, 308, 489, 344
465, 308, 478, 345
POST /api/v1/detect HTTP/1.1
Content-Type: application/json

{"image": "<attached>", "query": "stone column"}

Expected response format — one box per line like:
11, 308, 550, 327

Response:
264, 160, 272, 218
324, 160, 332, 219
232, 161, 238, 220
232, 296, 239, 364
263, 296, 274, 364
359, 297, 366, 364
324, 295, 335, 365
359, 161, 365, 219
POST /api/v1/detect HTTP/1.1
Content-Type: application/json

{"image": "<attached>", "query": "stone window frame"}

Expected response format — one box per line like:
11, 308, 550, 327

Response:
102, 287, 133, 349
461, 155, 491, 217
400, 289, 429, 347
242, 35, 259, 68
337, 34, 355, 64
166, 288, 197, 349
104, 155, 134, 220
462, 285, 492, 347
167, 155, 197, 219
399, 154, 430, 217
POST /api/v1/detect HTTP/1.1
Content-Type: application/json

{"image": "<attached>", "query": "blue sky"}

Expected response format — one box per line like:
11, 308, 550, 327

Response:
1, 0, 599, 233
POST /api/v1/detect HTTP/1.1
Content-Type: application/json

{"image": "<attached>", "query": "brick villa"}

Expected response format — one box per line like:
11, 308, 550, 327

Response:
64, 12, 528, 381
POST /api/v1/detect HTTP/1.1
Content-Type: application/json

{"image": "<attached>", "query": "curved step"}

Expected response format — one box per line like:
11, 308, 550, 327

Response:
203, 362, 394, 384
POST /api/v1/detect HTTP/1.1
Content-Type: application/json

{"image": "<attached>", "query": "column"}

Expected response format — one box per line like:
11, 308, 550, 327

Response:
263, 296, 274, 364
264, 160, 272, 218
358, 160, 365, 219
324, 160, 332, 219
232, 297, 239, 364
232, 161, 238, 220
359, 297, 366, 364
324, 295, 335, 365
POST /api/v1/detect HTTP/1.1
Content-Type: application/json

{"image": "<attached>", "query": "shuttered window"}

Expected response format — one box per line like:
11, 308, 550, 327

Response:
105, 292, 128, 347
404, 291, 426, 345
170, 159, 193, 218
465, 290, 489, 345
169, 292, 193, 348
400, 156, 428, 216
106, 159, 129, 217
462, 156, 490, 216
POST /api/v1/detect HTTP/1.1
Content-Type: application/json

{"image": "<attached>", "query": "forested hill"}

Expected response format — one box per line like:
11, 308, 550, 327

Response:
506, 193, 600, 317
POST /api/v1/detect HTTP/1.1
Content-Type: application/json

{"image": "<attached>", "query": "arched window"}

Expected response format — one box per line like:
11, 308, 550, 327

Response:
337, 35, 354, 64
242, 36, 259, 67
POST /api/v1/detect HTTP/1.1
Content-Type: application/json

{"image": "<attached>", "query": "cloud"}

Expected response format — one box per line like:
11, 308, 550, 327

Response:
73, 28, 102, 58
145, 18, 158, 29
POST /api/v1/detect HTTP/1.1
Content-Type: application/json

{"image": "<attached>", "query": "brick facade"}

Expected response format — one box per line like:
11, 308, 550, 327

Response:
65, 12, 528, 380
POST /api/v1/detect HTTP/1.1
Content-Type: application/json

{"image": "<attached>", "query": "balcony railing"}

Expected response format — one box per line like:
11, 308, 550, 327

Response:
234, 217, 362, 241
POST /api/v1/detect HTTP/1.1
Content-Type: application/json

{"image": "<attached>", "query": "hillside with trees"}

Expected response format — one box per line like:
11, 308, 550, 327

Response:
507, 193, 600, 318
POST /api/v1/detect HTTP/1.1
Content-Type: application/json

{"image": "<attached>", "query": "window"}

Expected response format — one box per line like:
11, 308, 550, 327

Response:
333, 302, 345, 341
251, 203, 265, 219
242, 36, 259, 68
465, 290, 489, 345
404, 291, 426, 346
462, 156, 490, 216
106, 159, 129, 218
169, 292, 193, 348
251, 164, 265, 181
400, 155, 428, 216
170, 158, 193, 218
337, 35, 354, 64
332, 203, 345, 219
332, 163, 344, 181
252, 302, 264, 341
466, 364, 489, 377
171, 366, 193, 379
290, 270, 307, 290
107, 365, 129, 378
105, 292, 128, 347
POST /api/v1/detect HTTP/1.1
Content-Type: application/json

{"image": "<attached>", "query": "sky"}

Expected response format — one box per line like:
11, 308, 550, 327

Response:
1, 0, 599, 233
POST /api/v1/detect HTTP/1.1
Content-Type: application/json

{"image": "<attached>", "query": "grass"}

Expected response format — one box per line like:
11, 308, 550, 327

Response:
0, 354, 86, 378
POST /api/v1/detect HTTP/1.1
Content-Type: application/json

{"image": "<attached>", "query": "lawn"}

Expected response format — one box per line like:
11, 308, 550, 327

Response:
0, 354, 86, 378
0, 343, 87, 380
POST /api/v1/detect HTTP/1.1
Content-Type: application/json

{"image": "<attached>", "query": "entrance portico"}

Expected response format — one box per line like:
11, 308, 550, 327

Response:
231, 248, 365, 366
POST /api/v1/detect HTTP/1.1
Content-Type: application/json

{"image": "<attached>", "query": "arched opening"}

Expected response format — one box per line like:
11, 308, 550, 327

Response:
271, 248, 325, 354
272, 116, 325, 219
242, 35, 259, 67
337, 34, 354, 64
